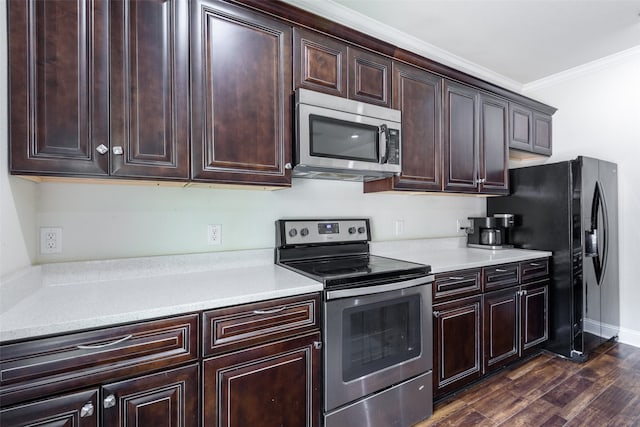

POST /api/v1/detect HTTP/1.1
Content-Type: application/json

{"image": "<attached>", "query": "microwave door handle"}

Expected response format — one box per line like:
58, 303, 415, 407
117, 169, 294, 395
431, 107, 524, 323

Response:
379, 124, 389, 164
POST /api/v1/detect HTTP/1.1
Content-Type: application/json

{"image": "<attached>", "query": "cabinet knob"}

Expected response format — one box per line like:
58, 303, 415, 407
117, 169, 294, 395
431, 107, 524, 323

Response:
80, 402, 94, 418
313, 341, 322, 350
284, 162, 292, 170
96, 144, 108, 155
112, 146, 124, 155
433, 310, 440, 318
103, 394, 116, 409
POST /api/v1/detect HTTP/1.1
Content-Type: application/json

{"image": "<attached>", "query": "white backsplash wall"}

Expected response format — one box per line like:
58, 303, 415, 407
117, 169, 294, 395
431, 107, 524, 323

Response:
35, 179, 484, 264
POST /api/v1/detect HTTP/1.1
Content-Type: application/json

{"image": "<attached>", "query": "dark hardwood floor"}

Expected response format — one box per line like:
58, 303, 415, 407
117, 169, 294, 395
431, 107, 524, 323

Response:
417, 341, 640, 426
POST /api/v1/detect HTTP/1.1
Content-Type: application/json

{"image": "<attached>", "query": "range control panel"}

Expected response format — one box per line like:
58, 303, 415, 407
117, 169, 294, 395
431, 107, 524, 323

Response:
277, 219, 370, 246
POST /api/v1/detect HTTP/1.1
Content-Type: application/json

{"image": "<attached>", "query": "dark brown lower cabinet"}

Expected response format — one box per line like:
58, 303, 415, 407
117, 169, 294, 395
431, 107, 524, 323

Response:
433, 295, 482, 398
102, 364, 199, 427
484, 288, 519, 373
521, 280, 549, 355
0, 388, 99, 426
203, 332, 321, 427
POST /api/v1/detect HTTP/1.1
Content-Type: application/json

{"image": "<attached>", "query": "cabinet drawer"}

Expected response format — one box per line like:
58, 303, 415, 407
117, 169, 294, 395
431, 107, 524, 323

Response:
520, 259, 549, 283
0, 314, 198, 406
202, 293, 320, 357
483, 263, 519, 291
433, 269, 481, 302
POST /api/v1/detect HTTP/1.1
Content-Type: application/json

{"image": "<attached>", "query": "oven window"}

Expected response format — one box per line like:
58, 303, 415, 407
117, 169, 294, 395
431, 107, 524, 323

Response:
309, 115, 379, 163
342, 295, 421, 382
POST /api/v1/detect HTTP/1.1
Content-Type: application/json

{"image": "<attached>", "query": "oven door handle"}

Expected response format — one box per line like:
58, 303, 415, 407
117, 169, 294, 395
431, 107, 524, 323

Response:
325, 275, 434, 300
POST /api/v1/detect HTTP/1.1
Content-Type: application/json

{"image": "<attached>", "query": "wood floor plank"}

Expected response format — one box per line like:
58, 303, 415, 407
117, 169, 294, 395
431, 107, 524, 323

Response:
420, 342, 640, 427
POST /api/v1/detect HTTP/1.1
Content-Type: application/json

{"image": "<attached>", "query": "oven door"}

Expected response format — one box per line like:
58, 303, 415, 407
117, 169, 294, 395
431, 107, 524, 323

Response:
323, 277, 433, 412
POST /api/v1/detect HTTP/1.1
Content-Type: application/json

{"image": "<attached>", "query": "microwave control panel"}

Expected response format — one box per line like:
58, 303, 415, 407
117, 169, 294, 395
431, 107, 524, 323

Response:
387, 128, 400, 165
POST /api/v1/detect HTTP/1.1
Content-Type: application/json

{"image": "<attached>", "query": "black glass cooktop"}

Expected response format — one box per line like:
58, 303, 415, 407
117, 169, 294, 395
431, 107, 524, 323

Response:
281, 254, 430, 289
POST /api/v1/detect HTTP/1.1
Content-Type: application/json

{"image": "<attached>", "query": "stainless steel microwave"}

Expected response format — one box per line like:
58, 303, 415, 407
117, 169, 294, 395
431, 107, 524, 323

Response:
294, 88, 402, 181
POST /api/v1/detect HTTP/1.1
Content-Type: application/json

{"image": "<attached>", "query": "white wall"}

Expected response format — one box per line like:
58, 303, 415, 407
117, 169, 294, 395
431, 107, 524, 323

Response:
523, 47, 640, 346
0, 0, 38, 277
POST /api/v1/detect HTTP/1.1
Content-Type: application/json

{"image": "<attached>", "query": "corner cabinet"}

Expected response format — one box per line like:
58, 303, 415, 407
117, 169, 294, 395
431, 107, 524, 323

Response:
190, 0, 293, 187
443, 81, 508, 195
509, 102, 553, 156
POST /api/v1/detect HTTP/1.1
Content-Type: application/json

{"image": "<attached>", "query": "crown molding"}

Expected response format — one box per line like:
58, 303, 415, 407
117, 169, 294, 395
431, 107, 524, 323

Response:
280, 0, 524, 93
523, 45, 640, 92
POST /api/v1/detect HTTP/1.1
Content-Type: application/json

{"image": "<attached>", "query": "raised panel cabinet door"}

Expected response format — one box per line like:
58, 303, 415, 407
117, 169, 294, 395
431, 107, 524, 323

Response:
508, 102, 533, 152
391, 62, 443, 191
533, 112, 553, 155
110, 0, 189, 179
347, 46, 392, 107
9, 0, 109, 176
293, 27, 347, 97
443, 81, 479, 192
483, 288, 519, 373
433, 295, 482, 397
191, 0, 292, 186
203, 332, 321, 427
0, 388, 98, 426
479, 93, 509, 195
101, 364, 198, 427
521, 281, 549, 355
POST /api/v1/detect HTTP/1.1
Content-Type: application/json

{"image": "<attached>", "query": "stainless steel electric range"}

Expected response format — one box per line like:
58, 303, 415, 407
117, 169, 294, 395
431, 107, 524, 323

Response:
275, 218, 434, 427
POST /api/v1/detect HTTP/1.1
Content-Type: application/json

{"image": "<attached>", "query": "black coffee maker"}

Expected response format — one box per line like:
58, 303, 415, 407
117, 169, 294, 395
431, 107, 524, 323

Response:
466, 214, 514, 249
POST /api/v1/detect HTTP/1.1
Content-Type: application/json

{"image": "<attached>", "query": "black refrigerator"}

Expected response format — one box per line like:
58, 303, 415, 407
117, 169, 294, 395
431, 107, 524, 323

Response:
487, 156, 619, 361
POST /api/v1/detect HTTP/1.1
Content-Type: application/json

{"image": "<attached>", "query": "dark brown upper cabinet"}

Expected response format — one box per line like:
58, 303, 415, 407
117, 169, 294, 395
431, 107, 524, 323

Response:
443, 81, 509, 195
479, 93, 509, 194
109, 0, 190, 180
364, 62, 442, 193
9, 0, 110, 177
293, 28, 347, 98
347, 46, 392, 107
191, 0, 292, 187
509, 102, 552, 156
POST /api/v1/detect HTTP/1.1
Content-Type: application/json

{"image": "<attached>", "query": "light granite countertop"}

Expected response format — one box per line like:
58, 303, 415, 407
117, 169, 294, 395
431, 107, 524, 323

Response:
0, 238, 551, 343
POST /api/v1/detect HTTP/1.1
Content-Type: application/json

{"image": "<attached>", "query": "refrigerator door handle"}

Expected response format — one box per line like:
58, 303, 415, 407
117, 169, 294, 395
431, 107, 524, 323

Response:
588, 182, 608, 285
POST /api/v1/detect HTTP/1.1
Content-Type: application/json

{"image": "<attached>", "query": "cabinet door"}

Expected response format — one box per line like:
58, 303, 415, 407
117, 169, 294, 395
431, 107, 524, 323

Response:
443, 81, 479, 193
347, 46, 392, 107
110, 0, 189, 179
508, 102, 533, 152
293, 28, 347, 97
203, 332, 321, 427
191, 0, 292, 186
433, 295, 482, 397
484, 288, 519, 373
391, 62, 442, 191
533, 112, 553, 155
102, 364, 198, 427
8, 0, 109, 176
0, 389, 98, 426
479, 93, 509, 194
521, 280, 549, 355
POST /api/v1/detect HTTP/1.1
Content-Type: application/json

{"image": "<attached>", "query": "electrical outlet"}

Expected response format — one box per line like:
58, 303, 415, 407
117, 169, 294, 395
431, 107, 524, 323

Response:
394, 220, 404, 236
207, 224, 222, 245
40, 227, 63, 254
457, 219, 471, 233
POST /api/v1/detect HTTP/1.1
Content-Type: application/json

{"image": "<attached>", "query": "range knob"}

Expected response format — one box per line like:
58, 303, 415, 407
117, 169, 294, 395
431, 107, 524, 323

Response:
348, 227, 356, 234
358, 226, 366, 234
288, 228, 297, 238
300, 227, 309, 237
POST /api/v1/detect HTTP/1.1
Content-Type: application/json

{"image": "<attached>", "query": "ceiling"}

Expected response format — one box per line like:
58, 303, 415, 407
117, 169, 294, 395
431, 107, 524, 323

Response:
283, 0, 640, 89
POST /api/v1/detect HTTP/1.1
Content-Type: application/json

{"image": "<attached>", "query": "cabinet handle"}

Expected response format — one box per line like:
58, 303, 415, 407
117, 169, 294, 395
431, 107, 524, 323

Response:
529, 263, 541, 267
76, 334, 133, 350
433, 310, 440, 318
112, 146, 124, 155
80, 402, 94, 418
313, 341, 322, 350
522, 290, 528, 296
448, 276, 465, 280
96, 144, 108, 155
284, 162, 292, 170
252, 306, 286, 315
495, 268, 508, 273
103, 394, 116, 409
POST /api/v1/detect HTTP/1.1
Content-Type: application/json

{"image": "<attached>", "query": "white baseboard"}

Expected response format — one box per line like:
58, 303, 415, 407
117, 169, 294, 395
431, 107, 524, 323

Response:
618, 327, 640, 349
583, 318, 640, 348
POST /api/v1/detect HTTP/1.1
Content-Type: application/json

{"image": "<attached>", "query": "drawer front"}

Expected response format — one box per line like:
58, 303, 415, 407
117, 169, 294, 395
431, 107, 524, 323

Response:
203, 293, 320, 357
0, 314, 198, 406
483, 263, 519, 292
520, 258, 549, 283
433, 269, 481, 302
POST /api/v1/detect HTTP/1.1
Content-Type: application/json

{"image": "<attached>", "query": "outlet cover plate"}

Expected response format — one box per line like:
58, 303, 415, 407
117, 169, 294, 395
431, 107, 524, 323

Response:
40, 227, 63, 254
207, 224, 222, 245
